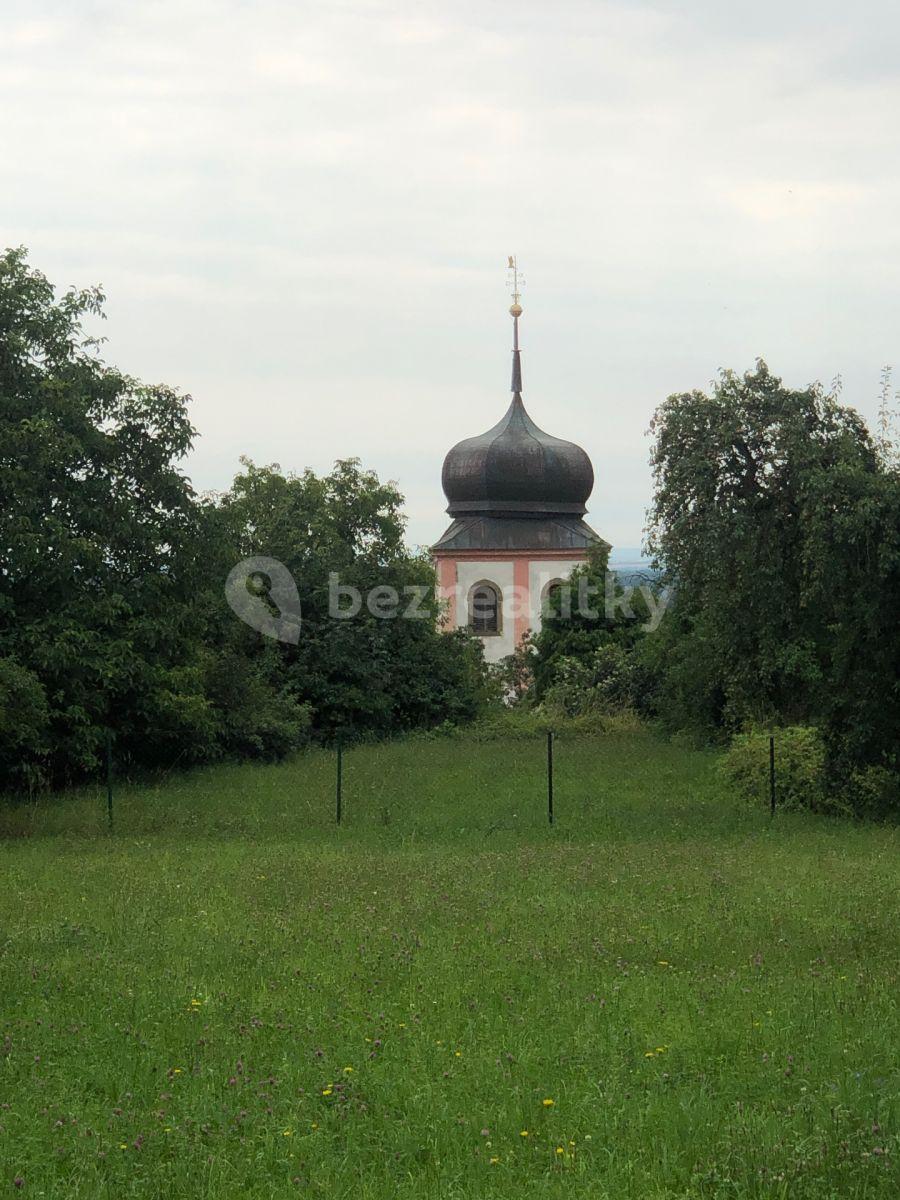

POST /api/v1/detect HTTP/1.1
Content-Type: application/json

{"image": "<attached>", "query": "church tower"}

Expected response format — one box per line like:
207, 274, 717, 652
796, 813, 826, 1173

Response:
432, 260, 608, 662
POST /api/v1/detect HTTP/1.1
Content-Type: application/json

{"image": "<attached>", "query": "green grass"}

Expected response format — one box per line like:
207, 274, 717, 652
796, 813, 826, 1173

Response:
1, 729, 898, 1198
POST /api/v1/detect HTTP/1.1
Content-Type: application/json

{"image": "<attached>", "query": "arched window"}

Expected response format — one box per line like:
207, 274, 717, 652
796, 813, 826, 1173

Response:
541, 577, 569, 618
468, 581, 502, 635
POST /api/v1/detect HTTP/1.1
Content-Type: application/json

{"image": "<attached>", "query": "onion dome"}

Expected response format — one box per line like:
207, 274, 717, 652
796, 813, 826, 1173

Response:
441, 292, 594, 517
442, 396, 594, 516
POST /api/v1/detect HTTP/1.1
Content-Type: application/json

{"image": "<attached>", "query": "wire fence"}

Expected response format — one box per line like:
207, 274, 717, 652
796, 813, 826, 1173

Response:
94, 729, 781, 834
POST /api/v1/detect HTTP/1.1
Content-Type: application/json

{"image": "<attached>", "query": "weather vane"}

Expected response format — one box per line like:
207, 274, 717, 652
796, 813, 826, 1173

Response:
507, 256, 524, 392
507, 255, 524, 316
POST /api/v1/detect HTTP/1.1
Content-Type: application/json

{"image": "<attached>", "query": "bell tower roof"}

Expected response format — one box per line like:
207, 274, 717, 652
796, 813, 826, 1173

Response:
440, 259, 594, 519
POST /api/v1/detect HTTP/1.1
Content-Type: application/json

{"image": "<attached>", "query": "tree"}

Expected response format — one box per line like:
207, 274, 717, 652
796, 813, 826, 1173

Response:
0, 249, 494, 787
646, 360, 900, 791
528, 545, 654, 703
214, 458, 493, 740
0, 247, 221, 785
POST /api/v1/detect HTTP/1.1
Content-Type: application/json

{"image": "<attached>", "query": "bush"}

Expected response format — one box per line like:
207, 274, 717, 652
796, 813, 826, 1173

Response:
845, 765, 900, 821
720, 726, 827, 812
540, 644, 657, 720
409, 706, 643, 743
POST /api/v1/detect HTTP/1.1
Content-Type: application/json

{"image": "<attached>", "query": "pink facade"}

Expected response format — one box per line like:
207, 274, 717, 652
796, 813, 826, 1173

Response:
433, 548, 593, 664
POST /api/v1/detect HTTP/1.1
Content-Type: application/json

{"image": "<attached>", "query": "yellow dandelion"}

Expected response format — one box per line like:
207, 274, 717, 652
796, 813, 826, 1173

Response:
489, 1156, 500, 1164
542, 1098, 555, 1107
658, 960, 669, 966
282, 1129, 292, 1137
454, 1050, 461, 1058
569, 1140, 576, 1146
119, 1143, 127, 1150
644, 1051, 655, 1058
520, 1130, 529, 1138
399, 1022, 406, 1028
173, 1068, 182, 1074
311, 1122, 318, 1129
322, 1088, 333, 1096
343, 1066, 353, 1074
556, 1146, 565, 1155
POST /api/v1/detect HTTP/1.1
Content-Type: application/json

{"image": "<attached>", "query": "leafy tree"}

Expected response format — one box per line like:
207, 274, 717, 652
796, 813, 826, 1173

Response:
214, 458, 493, 740
528, 545, 654, 702
646, 360, 900, 793
0, 249, 493, 786
0, 247, 221, 785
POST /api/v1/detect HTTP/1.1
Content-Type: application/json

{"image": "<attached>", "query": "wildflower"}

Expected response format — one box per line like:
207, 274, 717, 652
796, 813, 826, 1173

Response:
311, 1122, 318, 1130
172, 1068, 182, 1075
556, 1146, 565, 1155
658, 960, 669, 966
489, 1156, 500, 1164
119, 1143, 127, 1150
343, 1066, 353, 1074
542, 1098, 555, 1107
283, 1129, 292, 1137
454, 1050, 461, 1058
398, 1022, 406, 1028
520, 1130, 529, 1138
322, 1088, 333, 1096
190, 999, 202, 1007
644, 1051, 655, 1058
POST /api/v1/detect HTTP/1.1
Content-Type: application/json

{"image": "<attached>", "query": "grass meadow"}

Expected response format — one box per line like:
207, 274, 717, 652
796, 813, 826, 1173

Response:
0, 729, 898, 1198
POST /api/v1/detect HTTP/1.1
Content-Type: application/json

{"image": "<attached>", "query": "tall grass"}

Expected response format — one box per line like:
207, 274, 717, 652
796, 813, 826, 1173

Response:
0, 728, 897, 1197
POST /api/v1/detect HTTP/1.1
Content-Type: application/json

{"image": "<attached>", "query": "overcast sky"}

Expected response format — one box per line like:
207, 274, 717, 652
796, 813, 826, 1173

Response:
3, 0, 899, 552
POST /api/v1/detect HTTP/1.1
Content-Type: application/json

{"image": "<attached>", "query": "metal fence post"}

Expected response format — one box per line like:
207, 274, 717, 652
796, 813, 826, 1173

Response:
547, 730, 554, 825
106, 731, 114, 831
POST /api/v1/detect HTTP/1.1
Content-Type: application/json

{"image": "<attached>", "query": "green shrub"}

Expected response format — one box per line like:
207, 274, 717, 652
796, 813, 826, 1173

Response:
408, 706, 643, 743
539, 644, 657, 720
720, 726, 827, 812
845, 765, 900, 820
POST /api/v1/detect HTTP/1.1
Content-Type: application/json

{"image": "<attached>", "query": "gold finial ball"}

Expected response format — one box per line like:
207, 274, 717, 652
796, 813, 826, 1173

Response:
509, 302, 523, 317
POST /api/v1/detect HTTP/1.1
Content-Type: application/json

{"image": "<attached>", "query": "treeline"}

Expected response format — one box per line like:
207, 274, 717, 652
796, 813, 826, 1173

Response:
526, 363, 900, 816
4, 250, 898, 815
0, 249, 492, 789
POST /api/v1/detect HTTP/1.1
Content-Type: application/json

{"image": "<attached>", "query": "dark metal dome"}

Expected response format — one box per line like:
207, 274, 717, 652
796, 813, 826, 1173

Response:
442, 393, 594, 517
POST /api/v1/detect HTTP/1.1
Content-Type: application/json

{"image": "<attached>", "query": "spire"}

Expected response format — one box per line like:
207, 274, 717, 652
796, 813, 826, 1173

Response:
507, 255, 524, 394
